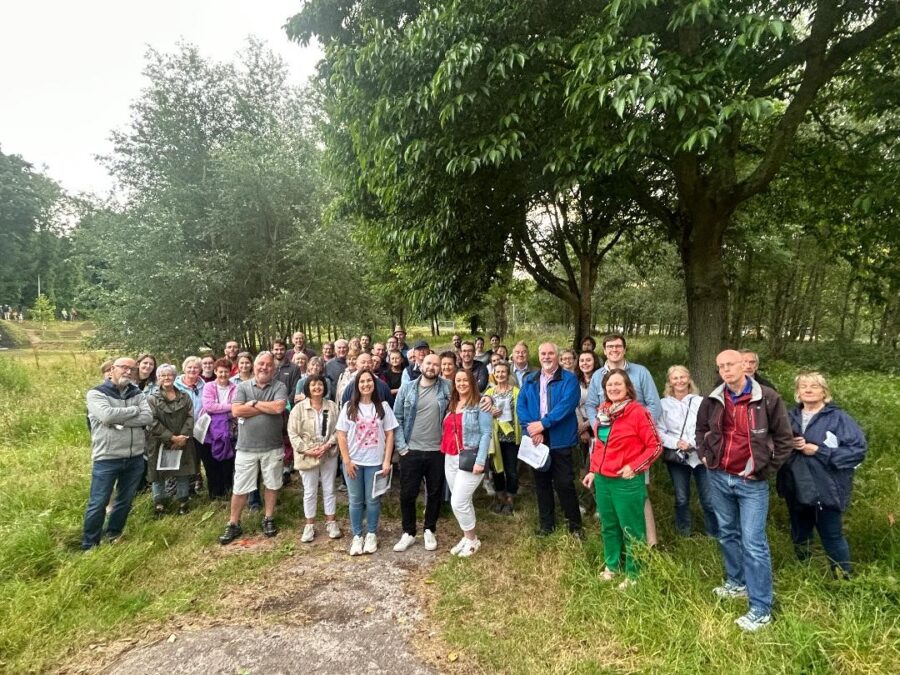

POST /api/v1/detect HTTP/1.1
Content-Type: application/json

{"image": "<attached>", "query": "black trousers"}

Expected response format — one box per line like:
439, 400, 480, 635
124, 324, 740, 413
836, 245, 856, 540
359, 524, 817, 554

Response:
198, 442, 234, 499
534, 446, 582, 533
399, 450, 445, 535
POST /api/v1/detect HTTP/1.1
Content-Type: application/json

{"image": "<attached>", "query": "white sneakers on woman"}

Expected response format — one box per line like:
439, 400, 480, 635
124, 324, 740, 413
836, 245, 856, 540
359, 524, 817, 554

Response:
326, 521, 342, 539
349, 535, 364, 556
301, 524, 315, 543
393, 533, 416, 552
363, 533, 378, 554
423, 529, 438, 551
450, 536, 480, 557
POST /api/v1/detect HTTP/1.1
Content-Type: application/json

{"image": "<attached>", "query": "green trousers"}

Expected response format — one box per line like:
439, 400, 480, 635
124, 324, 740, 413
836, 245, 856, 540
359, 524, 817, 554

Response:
594, 473, 648, 578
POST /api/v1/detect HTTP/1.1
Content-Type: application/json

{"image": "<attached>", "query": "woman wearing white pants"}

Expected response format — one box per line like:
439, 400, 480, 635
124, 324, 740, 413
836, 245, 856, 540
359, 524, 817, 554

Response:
288, 375, 341, 542
441, 369, 493, 557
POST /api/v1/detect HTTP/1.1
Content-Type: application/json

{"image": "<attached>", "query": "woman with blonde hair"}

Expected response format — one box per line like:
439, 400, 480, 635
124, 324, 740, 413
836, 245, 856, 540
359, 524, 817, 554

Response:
657, 365, 717, 537
776, 371, 867, 576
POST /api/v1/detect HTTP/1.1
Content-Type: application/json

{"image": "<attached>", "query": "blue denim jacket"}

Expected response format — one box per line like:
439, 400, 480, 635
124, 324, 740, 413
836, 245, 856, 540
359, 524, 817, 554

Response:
455, 406, 494, 466
393, 377, 452, 452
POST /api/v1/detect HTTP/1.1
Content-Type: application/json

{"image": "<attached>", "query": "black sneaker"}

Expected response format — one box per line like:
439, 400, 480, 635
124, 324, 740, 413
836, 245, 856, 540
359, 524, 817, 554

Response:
262, 517, 278, 538
501, 503, 514, 516
219, 522, 243, 545
178, 501, 189, 516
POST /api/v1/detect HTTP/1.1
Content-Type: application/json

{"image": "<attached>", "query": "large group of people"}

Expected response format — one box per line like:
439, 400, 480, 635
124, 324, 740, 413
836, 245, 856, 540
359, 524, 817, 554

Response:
82, 328, 868, 632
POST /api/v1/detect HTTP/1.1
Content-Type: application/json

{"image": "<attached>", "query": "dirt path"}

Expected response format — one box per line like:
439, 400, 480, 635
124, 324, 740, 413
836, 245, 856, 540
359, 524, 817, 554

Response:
97, 522, 453, 675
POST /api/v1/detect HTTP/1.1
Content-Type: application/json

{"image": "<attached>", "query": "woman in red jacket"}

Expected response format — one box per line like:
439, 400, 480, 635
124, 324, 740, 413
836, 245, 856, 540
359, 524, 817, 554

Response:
582, 368, 662, 587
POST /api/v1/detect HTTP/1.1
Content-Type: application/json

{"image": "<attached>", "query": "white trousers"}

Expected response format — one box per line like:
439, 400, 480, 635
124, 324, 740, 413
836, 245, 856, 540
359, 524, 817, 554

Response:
300, 453, 338, 519
445, 453, 483, 532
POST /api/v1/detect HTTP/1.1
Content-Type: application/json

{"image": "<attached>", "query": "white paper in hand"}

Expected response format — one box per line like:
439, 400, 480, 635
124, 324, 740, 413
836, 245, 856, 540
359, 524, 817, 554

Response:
518, 436, 550, 469
372, 466, 392, 498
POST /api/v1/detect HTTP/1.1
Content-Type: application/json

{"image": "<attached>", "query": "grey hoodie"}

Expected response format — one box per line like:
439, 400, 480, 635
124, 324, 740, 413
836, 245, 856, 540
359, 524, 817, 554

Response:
86, 380, 153, 461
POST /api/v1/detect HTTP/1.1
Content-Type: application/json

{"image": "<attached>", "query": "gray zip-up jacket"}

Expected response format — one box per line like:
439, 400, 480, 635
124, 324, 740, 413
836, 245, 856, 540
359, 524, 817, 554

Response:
86, 380, 153, 461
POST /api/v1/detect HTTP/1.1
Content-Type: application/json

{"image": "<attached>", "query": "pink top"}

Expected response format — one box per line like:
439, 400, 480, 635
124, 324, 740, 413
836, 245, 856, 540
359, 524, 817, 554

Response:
201, 380, 236, 415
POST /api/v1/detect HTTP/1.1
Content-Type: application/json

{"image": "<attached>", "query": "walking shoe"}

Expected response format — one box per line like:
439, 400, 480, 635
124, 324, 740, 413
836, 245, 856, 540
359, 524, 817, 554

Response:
599, 567, 617, 581
337, 483, 348, 493
457, 538, 481, 558
735, 609, 773, 632
483, 481, 496, 496
153, 502, 165, 518
450, 536, 468, 555
349, 535, 364, 556
393, 533, 417, 552
617, 578, 636, 590
326, 521, 342, 539
363, 533, 378, 554
301, 524, 315, 543
423, 529, 438, 551
500, 503, 514, 516
218, 522, 243, 545
491, 501, 504, 514
262, 517, 278, 538
177, 501, 189, 516
713, 582, 749, 599
570, 528, 585, 541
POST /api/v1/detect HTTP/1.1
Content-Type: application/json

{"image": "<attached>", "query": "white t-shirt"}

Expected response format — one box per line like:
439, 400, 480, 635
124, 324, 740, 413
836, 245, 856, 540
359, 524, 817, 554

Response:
336, 401, 399, 466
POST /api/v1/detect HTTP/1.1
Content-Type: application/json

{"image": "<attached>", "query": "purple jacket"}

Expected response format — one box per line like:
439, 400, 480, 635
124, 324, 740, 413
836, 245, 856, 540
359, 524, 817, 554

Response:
202, 381, 237, 461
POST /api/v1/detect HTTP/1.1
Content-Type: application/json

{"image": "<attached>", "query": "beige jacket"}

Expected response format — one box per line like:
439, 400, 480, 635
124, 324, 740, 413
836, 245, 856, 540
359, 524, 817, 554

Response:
287, 397, 339, 470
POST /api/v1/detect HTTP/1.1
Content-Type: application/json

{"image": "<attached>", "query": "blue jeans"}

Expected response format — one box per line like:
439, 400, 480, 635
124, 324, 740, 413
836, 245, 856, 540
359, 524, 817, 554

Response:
786, 498, 852, 575
666, 461, 719, 537
81, 456, 145, 549
708, 469, 773, 615
343, 464, 382, 537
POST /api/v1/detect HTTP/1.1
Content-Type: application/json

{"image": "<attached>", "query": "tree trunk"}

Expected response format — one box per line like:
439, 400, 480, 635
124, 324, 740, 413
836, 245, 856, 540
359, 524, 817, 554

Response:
680, 212, 728, 391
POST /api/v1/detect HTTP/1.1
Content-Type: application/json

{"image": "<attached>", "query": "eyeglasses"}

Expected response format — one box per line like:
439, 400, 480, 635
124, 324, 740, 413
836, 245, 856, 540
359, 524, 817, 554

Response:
115, 364, 136, 372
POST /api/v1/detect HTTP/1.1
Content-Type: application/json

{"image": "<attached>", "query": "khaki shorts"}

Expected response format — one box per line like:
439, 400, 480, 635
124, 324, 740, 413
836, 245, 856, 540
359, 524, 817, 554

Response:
233, 448, 284, 495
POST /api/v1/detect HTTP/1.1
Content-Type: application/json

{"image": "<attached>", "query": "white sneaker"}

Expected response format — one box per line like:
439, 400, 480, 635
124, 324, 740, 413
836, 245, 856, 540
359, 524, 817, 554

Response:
393, 532, 417, 552
457, 538, 481, 558
483, 481, 495, 496
349, 535, 364, 556
423, 529, 438, 551
300, 524, 315, 543
326, 521, 342, 539
363, 533, 378, 554
450, 536, 468, 556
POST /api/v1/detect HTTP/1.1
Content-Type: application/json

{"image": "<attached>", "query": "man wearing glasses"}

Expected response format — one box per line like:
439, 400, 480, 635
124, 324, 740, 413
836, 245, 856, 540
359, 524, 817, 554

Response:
82, 358, 153, 550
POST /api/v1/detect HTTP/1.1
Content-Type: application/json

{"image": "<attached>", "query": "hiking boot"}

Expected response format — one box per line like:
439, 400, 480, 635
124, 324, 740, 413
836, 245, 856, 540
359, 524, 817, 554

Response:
326, 521, 342, 539
301, 524, 315, 543
262, 517, 278, 538
735, 609, 773, 632
713, 582, 748, 599
393, 533, 416, 552
219, 522, 243, 545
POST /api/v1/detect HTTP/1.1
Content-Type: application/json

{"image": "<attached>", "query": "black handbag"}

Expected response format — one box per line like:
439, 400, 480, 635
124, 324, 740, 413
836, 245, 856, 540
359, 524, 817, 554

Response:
455, 413, 478, 472
663, 399, 694, 464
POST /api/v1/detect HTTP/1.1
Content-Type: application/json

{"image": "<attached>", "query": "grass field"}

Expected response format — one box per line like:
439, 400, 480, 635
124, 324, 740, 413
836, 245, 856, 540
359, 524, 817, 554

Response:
0, 334, 897, 673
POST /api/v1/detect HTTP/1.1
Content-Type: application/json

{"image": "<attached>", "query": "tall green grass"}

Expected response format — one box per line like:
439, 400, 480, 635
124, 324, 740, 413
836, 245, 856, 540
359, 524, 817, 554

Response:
0, 353, 299, 672
429, 341, 900, 674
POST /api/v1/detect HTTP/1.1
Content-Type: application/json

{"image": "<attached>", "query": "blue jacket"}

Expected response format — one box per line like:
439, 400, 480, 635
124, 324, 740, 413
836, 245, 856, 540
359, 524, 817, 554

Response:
517, 368, 580, 450
776, 403, 867, 512
456, 406, 494, 466
585, 361, 662, 426
392, 377, 452, 452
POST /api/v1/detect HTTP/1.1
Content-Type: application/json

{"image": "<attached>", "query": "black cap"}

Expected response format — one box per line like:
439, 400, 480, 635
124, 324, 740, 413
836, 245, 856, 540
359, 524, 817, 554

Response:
413, 340, 430, 350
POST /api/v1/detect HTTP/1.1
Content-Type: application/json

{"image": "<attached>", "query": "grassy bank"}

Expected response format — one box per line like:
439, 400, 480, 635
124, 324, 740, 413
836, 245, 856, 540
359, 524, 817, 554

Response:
430, 339, 900, 674
0, 352, 300, 672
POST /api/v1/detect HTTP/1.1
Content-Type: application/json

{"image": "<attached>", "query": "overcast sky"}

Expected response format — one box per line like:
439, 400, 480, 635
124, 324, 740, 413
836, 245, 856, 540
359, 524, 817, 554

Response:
0, 0, 322, 197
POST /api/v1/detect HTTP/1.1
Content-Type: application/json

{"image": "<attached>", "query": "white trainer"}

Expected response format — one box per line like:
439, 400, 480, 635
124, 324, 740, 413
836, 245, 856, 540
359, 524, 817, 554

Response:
457, 538, 481, 558
393, 533, 417, 552
363, 533, 378, 554
349, 535, 364, 556
423, 529, 438, 551
450, 536, 468, 556
326, 521, 342, 539
300, 524, 315, 543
